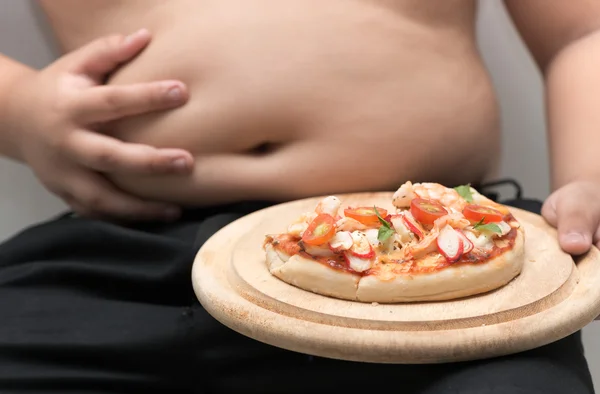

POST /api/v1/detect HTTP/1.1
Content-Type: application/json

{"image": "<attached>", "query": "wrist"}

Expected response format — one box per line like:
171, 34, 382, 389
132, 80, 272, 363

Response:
551, 169, 600, 191
545, 33, 600, 192
0, 67, 37, 162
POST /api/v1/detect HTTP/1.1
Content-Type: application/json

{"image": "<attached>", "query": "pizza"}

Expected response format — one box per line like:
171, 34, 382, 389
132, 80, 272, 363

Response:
262, 181, 525, 303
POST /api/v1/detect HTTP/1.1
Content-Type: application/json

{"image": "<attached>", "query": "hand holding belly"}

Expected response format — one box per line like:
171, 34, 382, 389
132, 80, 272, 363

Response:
6, 29, 196, 221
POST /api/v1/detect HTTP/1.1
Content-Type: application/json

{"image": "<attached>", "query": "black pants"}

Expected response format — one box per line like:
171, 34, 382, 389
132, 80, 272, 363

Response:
0, 195, 595, 393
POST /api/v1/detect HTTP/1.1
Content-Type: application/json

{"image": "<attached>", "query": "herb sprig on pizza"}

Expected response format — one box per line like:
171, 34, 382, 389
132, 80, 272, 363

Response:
263, 181, 525, 303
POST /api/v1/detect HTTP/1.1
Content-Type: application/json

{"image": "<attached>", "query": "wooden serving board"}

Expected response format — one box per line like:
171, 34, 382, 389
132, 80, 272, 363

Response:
191, 192, 600, 364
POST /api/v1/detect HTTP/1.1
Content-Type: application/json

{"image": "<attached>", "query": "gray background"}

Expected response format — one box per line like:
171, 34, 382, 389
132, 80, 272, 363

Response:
1, 0, 597, 388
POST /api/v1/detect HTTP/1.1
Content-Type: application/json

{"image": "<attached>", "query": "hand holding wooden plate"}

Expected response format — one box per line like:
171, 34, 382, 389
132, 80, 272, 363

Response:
191, 192, 600, 364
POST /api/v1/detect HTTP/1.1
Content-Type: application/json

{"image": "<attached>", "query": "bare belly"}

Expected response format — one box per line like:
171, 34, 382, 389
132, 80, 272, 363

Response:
40, 0, 500, 207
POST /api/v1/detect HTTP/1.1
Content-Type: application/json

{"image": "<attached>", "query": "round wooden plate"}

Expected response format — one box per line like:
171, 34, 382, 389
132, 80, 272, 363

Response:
191, 192, 600, 364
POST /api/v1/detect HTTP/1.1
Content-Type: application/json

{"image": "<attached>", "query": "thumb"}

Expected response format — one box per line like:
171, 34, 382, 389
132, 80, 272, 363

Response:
66, 29, 152, 82
553, 190, 598, 255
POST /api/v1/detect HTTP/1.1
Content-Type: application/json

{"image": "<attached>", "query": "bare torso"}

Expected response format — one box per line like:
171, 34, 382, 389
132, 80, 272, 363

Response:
39, 0, 500, 207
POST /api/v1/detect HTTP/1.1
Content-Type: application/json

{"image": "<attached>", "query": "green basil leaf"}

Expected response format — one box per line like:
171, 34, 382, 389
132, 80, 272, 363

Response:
374, 206, 391, 228
473, 222, 502, 234
454, 184, 474, 202
378, 225, 395, 242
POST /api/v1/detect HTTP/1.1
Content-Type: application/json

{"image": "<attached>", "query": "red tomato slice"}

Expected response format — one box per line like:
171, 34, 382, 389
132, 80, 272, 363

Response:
410, 198, 448, 225
463, 204, 503, 224
343, 206, 388, 227
302, 214, 337, 245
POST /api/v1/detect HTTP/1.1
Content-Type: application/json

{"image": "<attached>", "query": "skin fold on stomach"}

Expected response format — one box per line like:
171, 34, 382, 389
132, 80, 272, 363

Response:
90, 1, 501, 207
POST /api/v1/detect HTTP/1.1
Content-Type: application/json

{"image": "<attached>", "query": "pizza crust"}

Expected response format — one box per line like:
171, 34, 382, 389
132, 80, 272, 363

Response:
265, 226, 525, 303
357, 227, 525, 302
265, 244, 360, 301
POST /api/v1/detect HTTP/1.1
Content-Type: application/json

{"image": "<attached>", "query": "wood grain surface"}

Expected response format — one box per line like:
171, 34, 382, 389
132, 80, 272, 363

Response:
191, 192, 600, 363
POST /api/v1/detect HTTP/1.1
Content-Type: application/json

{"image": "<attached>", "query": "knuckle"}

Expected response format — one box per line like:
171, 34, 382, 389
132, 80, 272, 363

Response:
149, 84, 168, 105
82, 193, 106, 212
136, 83, 174, 110
139, 151, 165, 172
114, 146, 158, 173
51, 95, 73, 115
93, 148, 120, 169
122, 86, 157, 112
51, 133, 71, 153
50, 89, 81, 119
101, 91, 124, 114
55, 130, 80, 154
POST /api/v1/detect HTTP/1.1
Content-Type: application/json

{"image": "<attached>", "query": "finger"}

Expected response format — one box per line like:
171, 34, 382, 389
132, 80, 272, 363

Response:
554, 191, 599, 255
541, 193, 558, 227
67, 29, 152, 81
66, 171, 182, 222
73, 80, 188, 123
64, 130, 194, 174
